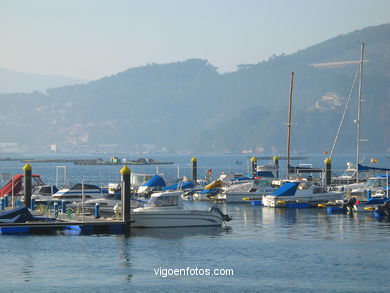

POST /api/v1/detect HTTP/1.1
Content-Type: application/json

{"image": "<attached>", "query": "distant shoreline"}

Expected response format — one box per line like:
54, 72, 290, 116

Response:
0, 158, 174, 165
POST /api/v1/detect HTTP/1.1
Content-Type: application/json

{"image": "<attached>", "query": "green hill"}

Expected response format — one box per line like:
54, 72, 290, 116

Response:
0, 24, 389, 154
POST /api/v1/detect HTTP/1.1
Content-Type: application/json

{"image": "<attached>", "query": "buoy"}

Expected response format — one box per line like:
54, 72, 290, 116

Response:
318, 203, 327, 208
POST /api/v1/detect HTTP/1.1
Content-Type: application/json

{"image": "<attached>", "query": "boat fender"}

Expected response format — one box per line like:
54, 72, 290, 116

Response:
209, 206, 232, 222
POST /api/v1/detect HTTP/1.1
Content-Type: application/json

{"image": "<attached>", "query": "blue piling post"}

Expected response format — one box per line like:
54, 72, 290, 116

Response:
95, 203, 100, 218
0, 198, 4, 210
4, 195, 9, 207
30, 198, 35, 210
53, 202, 58, 217
61, 200, 67, 214
16, 199, 21, 208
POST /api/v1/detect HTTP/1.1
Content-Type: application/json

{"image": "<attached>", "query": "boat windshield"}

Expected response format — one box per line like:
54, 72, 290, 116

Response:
341, 171, 355, 177
255, 179, 273, 187
364, 178, 388, 188
131, 174, 154, 187
146, 195, 179, 207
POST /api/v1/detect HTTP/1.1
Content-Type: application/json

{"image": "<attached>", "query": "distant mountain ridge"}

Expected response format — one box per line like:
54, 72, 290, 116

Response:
0, 67, 86, 93
0, 23, 389, 154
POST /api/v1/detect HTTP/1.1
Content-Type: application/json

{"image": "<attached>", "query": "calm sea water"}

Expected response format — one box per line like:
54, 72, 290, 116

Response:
0, 154, 389, 292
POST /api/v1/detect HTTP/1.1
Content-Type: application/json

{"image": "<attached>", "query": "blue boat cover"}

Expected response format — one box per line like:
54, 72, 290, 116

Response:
199, 188, 219, 195
230, 176, 252, 181
271, 182, 299, 196
0, 206, 54, 223
362, 198, 386, 205
357, 164, 390, 171
163, 181, 194, 191
0, 207, 30, 219
142, 174, 166, 187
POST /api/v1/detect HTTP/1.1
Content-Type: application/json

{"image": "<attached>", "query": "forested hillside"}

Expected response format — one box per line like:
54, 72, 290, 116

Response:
0, 24, 389, 154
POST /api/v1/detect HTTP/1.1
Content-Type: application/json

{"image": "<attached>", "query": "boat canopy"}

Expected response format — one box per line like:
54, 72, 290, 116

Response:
69, 183, 101, 190
163, 181, 194, 191
271, 182, 299, 196
145, 191, 182, 207
357, 164, 390, 171
142, 174, 166, 187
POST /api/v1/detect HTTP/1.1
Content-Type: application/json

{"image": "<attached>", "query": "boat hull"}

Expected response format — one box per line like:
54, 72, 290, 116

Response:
224, 191, 263, 203
131, 210, 223, 227
262, 193, 344, 208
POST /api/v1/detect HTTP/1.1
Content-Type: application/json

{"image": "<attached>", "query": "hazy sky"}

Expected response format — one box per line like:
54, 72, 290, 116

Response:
1, 0, 389, 80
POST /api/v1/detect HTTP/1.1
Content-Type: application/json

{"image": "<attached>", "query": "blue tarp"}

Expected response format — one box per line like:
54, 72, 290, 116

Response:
142, 174, 166, 187
363, 198, 387, 205
229, 176, 252, 181
357, 164, 390, 172
271, 182, 299, 197
163, 181, 194, 191
198, 188, 219, 195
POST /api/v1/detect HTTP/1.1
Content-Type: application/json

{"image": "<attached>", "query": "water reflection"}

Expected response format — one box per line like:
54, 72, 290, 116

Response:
130, 226, 225, 239
20, 248, 34, 282
117, 236, 133, 283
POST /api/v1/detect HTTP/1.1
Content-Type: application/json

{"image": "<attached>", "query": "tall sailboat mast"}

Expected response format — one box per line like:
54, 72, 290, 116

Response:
356, 42, 365, 182
286, 72, 294, 179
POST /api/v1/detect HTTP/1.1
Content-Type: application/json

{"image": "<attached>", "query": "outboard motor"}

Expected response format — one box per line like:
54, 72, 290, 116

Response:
375, 200, 390, 220
342, 197, 357, 213
209, 206, 232, 222
182, 190, 195, 201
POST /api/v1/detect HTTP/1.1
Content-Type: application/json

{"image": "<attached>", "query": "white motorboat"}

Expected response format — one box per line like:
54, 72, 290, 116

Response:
51, 183, 105, 202
349, 175, 390, 200
131, 191, 231, 227
262, 181, 344, 208
193, 180, 224, 201
221, 178, 275, 203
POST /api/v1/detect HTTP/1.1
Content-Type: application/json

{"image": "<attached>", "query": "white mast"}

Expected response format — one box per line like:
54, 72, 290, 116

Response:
286, 72, 294, 179
356, 42, 364, 182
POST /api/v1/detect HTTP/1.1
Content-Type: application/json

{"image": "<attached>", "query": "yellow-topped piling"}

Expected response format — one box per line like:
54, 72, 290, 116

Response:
23, 163, 32, 208
120, 165, 131, 175
250, 156, 257, 178
324, 157, 332, 186
191, 157, 197, 182
23, 163, 32, 171
120, 166, 131, 229
273, 156, 279, 177
323, 157, 332, 164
